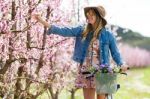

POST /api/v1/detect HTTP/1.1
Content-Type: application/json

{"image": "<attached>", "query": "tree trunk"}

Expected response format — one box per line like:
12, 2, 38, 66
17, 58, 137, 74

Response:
35, 6, 51, 75
49, 86, 59, 99
71, 90, 75, 99
14, 66, 24, 98
70, 88, 79, 99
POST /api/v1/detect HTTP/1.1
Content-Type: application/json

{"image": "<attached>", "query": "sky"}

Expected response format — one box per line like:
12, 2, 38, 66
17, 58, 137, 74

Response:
61, 0, 150, 37
87, 0, 150, 37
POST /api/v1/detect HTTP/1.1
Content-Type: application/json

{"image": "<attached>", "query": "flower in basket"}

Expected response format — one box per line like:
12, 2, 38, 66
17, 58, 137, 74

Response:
99, 64, 120, 73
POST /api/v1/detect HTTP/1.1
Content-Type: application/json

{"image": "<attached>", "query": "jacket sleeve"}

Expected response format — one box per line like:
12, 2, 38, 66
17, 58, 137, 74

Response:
109, 32, 123, 66
47, 25, 83, 37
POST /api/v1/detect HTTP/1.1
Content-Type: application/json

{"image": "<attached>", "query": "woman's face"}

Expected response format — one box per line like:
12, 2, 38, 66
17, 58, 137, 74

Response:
86, 9, 97, 25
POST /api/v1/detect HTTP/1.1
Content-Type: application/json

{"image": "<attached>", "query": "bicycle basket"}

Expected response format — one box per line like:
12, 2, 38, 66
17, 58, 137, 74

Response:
95, 72, 118, 94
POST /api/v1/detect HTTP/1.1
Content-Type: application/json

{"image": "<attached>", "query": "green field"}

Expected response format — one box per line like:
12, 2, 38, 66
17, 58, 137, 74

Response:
38, 67, 150, 99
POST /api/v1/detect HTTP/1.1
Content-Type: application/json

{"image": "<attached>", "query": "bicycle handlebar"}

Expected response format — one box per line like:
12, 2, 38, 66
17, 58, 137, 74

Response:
82, 66, 129, 79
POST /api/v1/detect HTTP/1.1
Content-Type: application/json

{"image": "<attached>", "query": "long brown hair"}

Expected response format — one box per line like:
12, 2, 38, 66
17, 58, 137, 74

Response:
82, 9, 106, 44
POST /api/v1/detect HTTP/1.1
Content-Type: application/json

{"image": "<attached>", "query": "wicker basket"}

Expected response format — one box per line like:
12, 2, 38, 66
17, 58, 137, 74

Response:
95, 72, 118, 94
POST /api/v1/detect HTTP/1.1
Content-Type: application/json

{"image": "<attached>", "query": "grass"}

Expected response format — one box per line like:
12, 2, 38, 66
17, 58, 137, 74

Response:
114, 67, 150, 99
39, 67, 150, 99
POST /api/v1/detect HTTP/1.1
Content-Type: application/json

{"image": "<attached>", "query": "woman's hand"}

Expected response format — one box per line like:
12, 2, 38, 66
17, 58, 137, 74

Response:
32, 14, 42, 21
32, 14, 51, 28
120, 64, 129, 72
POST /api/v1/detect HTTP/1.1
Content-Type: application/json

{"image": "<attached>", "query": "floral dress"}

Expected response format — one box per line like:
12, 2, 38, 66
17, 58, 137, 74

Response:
75, 39, 100, 88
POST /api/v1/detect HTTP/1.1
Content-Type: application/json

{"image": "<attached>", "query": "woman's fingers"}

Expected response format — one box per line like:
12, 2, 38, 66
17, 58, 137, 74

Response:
32, 14, 41, 20
121, 65, 129, 72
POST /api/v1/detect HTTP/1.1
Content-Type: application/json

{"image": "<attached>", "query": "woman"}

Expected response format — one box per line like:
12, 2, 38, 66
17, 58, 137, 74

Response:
33, 5, 128, 99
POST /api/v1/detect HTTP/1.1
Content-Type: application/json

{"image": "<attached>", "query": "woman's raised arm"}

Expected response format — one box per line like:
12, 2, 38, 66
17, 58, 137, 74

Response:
32, 14, 83, 37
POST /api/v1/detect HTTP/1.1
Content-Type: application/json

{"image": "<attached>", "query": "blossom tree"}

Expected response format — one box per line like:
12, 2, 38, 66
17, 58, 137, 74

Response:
119, 44, 150, 67
0, 0, 83, 98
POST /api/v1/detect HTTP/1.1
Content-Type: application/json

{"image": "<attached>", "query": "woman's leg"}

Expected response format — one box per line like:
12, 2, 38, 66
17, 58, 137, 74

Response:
83, 88, 95, 99
97, 94, 106, 99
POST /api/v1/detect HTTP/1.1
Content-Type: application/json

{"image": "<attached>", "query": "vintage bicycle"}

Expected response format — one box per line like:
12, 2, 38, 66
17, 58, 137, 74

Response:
82, 64, 129, 99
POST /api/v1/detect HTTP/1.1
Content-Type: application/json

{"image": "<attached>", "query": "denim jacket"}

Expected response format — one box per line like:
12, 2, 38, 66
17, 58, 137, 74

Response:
47, 25, 123, 66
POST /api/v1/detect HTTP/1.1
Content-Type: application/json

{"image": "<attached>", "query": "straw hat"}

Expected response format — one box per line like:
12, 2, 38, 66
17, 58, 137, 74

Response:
84, 5, 107, 26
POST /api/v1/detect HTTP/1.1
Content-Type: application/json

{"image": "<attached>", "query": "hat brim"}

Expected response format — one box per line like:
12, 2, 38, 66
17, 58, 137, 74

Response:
84, 7, 97, 17
84, 7, 107, 26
